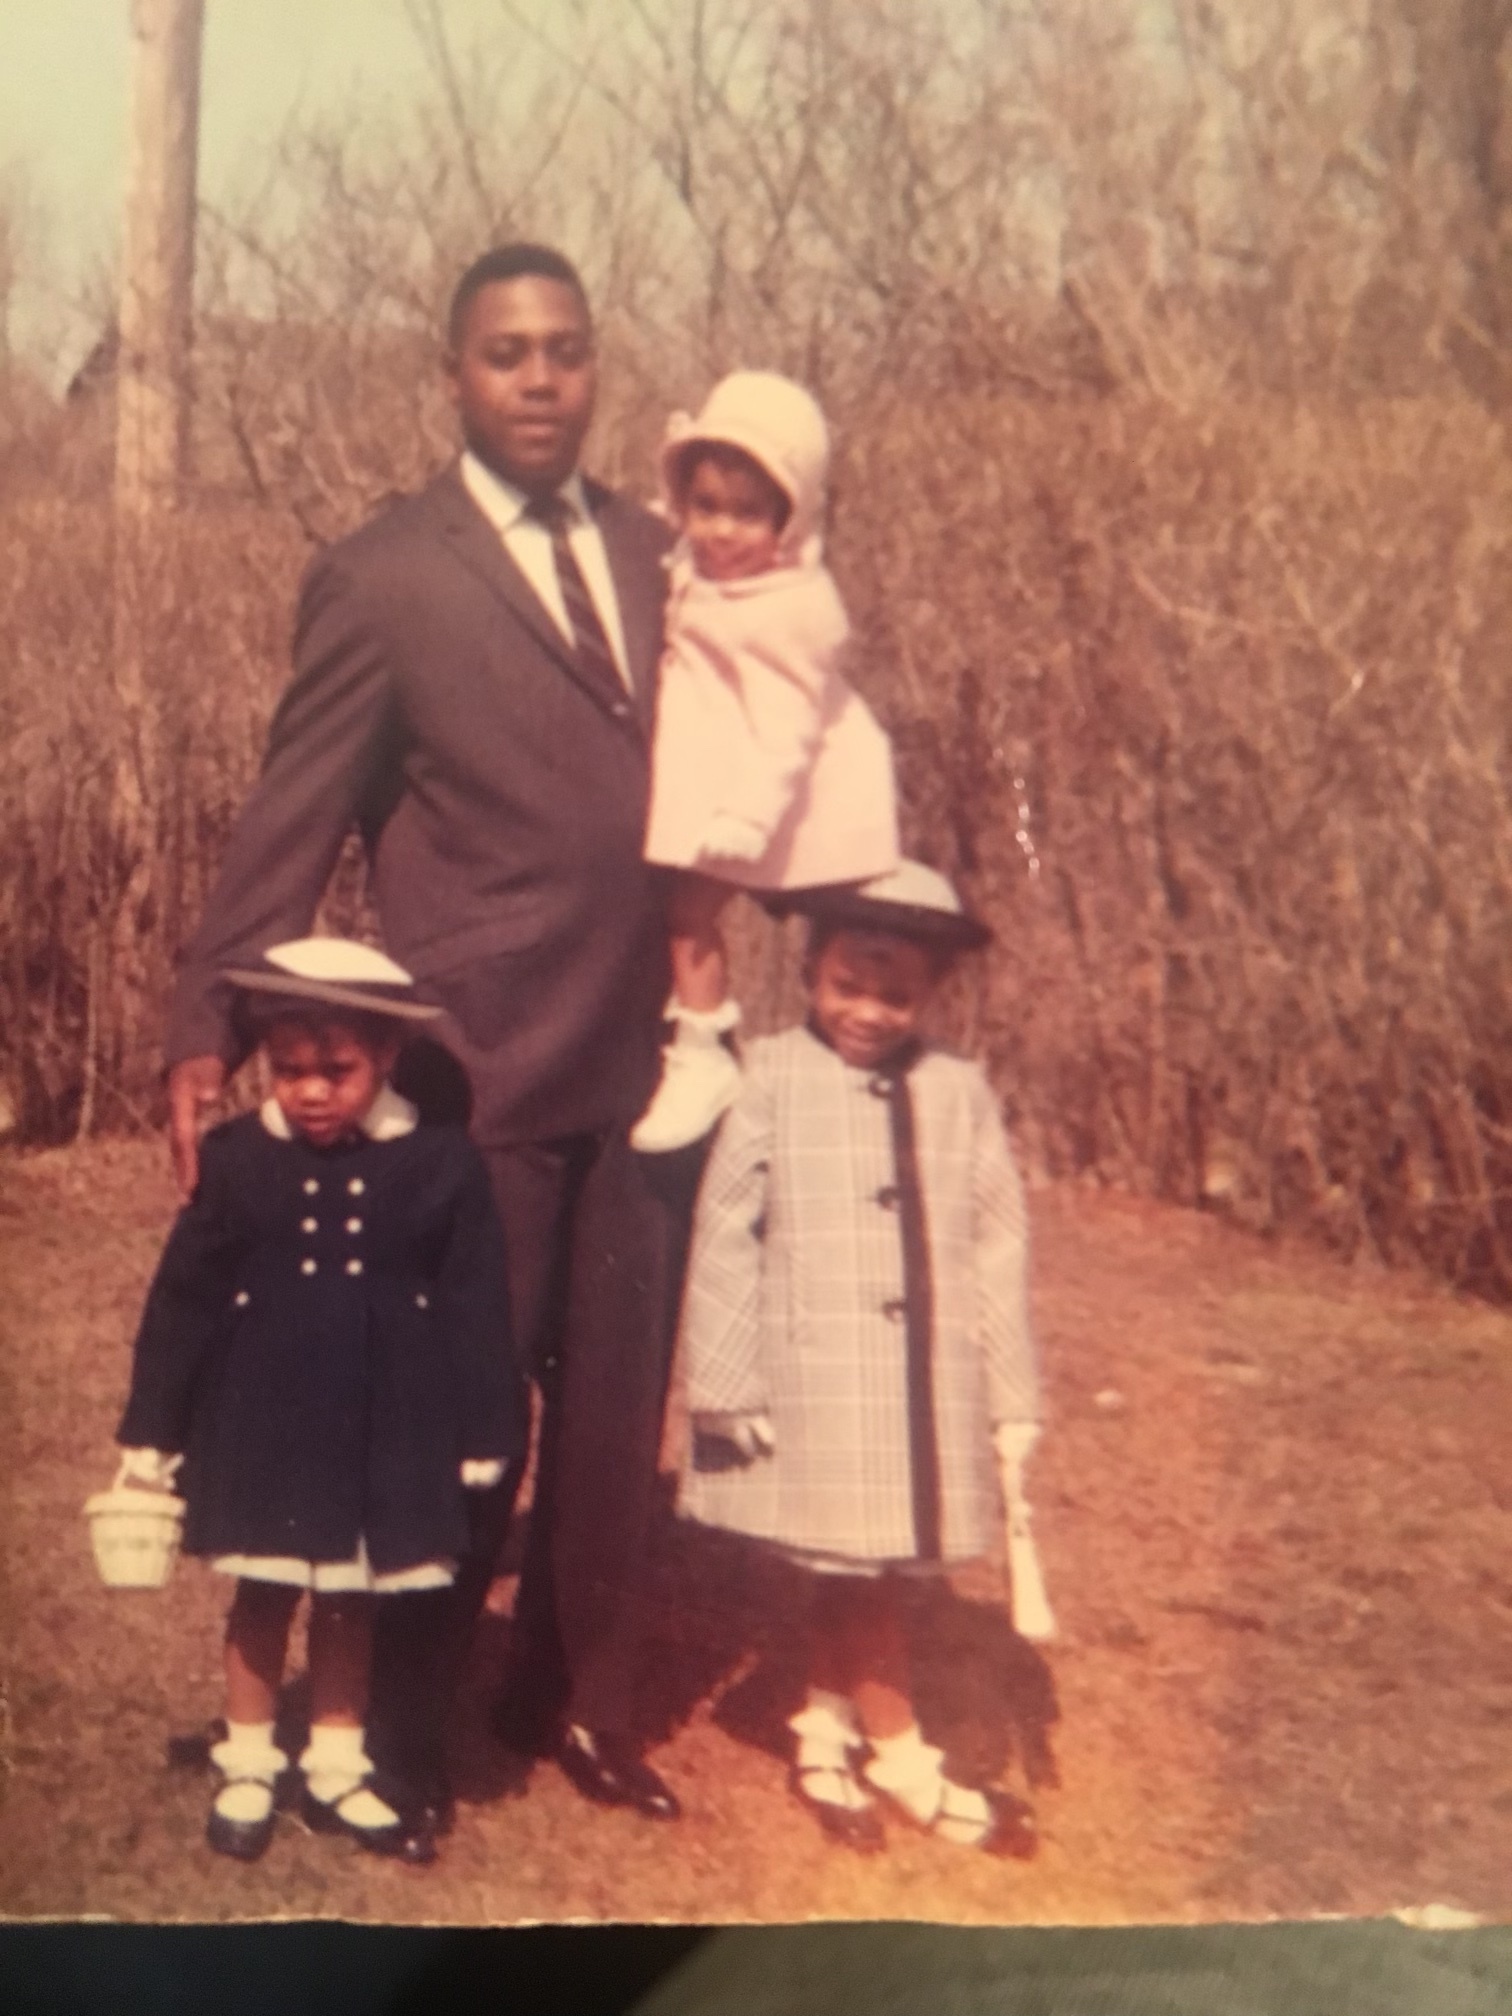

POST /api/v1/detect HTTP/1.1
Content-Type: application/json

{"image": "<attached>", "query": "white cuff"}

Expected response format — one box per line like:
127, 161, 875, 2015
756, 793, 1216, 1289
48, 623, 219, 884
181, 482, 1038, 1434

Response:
460, 1458, 506, 1490
118, 1447, 183, 1488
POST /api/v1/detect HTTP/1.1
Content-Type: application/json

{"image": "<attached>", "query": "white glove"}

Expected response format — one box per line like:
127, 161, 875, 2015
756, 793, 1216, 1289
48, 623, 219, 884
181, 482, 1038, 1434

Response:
692, 1409, 777, 1462
993, 1423, 1056, 1642
460, 1458, 506, 1490
118, 1447, 183, 1491
699, 813, 769, 864
993, 1421, 1040, 1472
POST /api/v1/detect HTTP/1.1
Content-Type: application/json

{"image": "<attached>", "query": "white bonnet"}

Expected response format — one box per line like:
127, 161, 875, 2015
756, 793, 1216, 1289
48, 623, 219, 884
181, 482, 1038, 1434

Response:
661, 370, 831, 561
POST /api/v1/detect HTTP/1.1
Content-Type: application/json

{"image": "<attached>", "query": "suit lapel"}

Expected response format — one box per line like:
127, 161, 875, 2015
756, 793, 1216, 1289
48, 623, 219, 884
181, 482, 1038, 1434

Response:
425, 465, 644, 736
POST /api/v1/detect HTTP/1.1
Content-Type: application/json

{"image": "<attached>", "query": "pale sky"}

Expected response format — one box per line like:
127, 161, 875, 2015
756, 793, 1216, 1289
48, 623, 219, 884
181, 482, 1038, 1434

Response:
1, 0, 500, 372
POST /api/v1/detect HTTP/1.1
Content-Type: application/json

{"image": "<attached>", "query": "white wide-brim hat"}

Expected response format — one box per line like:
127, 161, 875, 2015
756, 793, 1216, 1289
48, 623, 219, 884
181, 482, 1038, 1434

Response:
661, 369, 830, 560
771, 861, 992, 951
221, 938, 443, 1023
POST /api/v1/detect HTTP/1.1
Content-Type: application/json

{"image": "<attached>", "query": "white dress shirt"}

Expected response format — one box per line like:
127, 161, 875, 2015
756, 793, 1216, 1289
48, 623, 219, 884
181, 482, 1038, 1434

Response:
459, 451, 633, 688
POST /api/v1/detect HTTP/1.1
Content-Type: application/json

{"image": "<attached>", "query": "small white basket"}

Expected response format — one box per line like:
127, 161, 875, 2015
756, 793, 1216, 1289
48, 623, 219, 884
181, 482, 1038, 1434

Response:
84, 1462, 186, 1589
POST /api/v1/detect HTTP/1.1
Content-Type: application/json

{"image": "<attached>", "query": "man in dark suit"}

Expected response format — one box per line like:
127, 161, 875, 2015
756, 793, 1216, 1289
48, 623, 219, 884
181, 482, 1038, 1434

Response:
165, 244, 683, 1847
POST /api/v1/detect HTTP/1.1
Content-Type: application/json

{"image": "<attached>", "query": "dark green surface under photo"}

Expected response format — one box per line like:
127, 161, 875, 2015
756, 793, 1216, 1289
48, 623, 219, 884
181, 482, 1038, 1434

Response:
632, 1922, 1512, 2016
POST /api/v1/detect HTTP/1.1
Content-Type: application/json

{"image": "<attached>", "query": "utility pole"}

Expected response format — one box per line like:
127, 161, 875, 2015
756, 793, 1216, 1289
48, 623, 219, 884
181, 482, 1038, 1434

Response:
90, 0, 204, 1138
115, 0, 204, 515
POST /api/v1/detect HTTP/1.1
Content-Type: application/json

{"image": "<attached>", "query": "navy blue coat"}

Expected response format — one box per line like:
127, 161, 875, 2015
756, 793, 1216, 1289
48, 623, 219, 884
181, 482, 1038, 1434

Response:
117, 1110, 525, 1574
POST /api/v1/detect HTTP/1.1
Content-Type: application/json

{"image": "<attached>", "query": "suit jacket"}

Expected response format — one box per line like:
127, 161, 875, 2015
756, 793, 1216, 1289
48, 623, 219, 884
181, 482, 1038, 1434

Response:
165, 464, 674, 1145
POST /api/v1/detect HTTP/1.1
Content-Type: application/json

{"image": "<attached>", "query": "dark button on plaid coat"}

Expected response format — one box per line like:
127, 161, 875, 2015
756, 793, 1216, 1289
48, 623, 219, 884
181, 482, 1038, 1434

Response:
678, 1027, 1039, 1563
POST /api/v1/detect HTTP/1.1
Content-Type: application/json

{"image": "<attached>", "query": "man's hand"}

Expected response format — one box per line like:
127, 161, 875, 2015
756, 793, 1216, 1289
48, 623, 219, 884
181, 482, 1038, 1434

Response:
168, 1055, 227, 1200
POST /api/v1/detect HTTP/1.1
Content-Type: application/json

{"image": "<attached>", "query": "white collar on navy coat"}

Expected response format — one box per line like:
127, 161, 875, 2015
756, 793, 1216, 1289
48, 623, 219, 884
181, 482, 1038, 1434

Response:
258, 1083, 419, 1143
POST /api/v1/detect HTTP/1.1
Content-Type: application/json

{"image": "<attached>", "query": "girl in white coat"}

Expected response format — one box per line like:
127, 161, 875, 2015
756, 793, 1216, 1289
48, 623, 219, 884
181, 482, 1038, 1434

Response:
679, 863, 1044, 1855
632, 371, 899, 1152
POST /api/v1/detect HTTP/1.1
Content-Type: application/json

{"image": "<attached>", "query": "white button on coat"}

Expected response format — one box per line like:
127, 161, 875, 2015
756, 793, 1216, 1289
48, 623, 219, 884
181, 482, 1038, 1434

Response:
346, 1258, 364, 1276
303, 1179, 319, 1195
301, 1217, 318, 1234
348, 1178, 365, 1196
345, 1218, 363, 1234
301, 1258, 317, 1276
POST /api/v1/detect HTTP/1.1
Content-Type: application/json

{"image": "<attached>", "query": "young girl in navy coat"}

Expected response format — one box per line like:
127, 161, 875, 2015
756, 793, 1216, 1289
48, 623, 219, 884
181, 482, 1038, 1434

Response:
114, 939, 524, 1865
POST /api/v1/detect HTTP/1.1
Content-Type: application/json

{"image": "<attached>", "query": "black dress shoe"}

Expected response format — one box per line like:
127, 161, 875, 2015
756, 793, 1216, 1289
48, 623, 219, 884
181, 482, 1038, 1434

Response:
555, 1727, 681, 1821
412, 1792, 455, 1840
206, 1799, 275, 1862
788, 1766, 885, 1853
298, 1786, 438, 1866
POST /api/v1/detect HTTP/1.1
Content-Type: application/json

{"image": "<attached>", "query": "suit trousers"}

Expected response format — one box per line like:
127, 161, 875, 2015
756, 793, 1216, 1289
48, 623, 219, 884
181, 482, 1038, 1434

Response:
370, 1126, 698, 1798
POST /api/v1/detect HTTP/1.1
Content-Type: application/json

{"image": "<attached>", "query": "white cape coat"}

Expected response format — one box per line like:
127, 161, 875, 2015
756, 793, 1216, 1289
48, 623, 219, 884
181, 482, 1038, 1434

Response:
643, 560, 898, 890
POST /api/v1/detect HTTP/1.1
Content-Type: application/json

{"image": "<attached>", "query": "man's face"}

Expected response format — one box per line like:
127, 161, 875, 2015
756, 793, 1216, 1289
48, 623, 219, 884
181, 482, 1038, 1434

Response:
808, 930, 938, 1070
266, 1019, 397, 1150
446, 275, 597, 494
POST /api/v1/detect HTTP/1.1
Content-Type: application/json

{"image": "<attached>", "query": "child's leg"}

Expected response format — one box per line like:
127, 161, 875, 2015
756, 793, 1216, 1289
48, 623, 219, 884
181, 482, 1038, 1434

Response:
785, 1577, 884, 1849
207, 1580, 300, 1859
853, 1577, 1037, 1856
667, 872, 735, 1012
831, 1576, 915, 1741
306, 1591, 373, 1727
300, 1594, 409, 1846
631, 872, 742, 1153
225, 1576, 300, 1722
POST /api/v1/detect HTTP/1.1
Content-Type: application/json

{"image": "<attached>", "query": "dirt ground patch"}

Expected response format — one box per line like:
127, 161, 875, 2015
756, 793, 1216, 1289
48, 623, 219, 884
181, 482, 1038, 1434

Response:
4, 1141, 1512, 1925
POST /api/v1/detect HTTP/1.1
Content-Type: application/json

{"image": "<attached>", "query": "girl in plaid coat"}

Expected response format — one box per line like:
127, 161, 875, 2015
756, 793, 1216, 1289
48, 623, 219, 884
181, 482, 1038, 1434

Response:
679, 863, 1044, 1855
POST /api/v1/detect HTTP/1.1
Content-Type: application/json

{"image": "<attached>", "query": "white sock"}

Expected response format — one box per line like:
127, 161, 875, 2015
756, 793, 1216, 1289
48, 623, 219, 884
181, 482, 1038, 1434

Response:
671, 999, 741, 1038
789, 1687, 861, 1754
210, 1719, 284, 1824
789, 1691, 869, 1811
864, 1725, 994, 1842
300, 1723, 397, 1828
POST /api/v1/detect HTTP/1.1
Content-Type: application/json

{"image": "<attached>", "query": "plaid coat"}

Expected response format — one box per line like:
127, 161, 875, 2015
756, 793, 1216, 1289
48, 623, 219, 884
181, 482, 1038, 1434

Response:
678, 1026, 1039, 1562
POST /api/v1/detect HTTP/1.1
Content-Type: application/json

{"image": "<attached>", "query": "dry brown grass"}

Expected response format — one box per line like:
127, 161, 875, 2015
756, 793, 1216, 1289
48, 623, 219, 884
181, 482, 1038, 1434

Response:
833, 386, 1512, 1290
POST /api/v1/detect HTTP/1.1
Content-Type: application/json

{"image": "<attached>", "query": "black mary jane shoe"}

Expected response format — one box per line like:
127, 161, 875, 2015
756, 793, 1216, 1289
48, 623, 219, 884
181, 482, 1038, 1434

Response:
299, 1784, 438, 1867
788, 1765, 886, 1854
205, 1783, 276, 1863
555, 1727, 682, 1821
866, 1773, 1040, 1860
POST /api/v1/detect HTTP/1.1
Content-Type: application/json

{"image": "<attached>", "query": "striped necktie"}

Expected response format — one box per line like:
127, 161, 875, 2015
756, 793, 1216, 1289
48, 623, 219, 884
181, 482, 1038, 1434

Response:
526, 492, 632, 717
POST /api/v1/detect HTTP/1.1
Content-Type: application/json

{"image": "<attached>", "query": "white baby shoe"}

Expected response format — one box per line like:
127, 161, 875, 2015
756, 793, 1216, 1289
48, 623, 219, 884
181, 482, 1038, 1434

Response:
630, 1000, 742, 1153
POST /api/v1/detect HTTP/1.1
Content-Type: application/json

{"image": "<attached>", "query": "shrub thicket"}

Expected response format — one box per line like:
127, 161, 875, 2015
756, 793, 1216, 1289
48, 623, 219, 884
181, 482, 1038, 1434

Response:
7, 0, 1512, 1294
